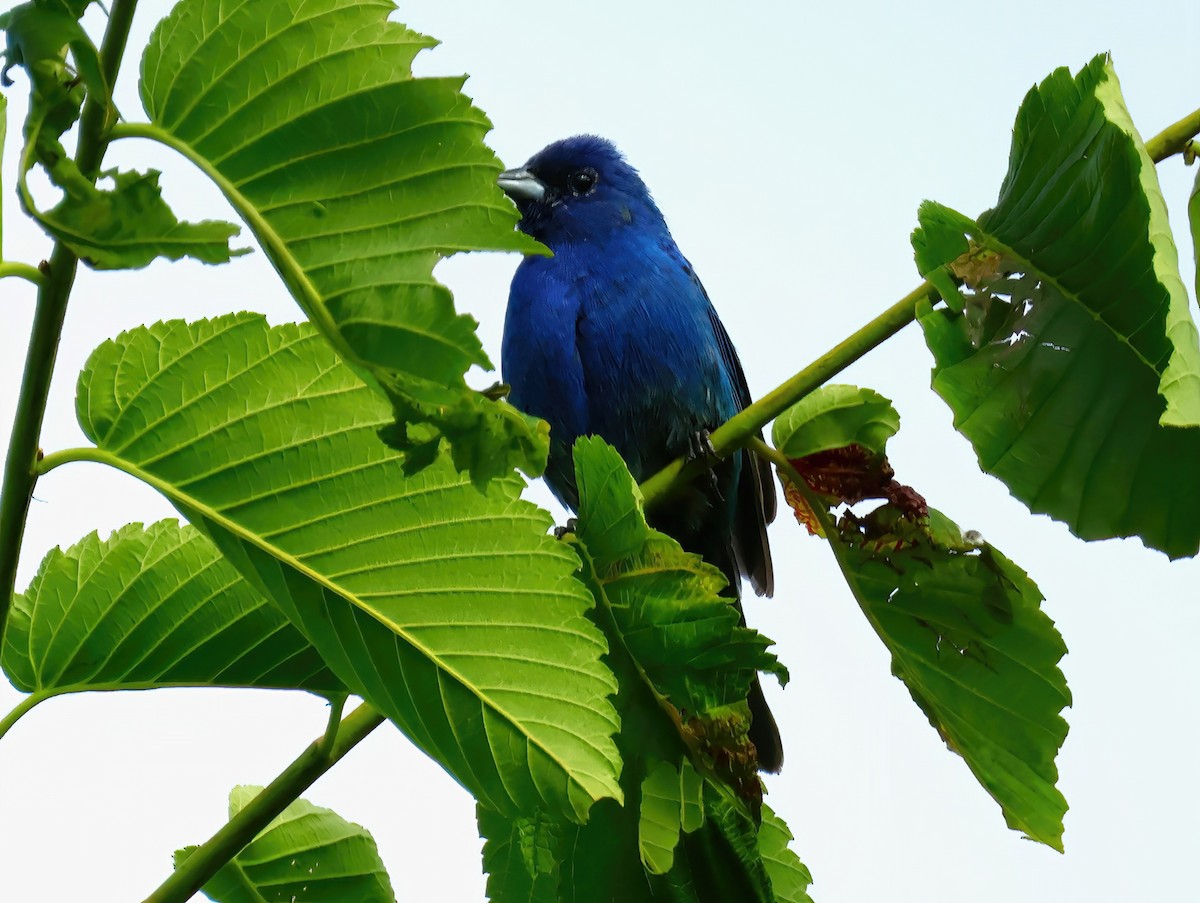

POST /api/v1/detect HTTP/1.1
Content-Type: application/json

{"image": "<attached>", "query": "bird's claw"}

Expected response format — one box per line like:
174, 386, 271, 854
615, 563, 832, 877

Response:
685, 429, 723, 499
554, 517, 579, 540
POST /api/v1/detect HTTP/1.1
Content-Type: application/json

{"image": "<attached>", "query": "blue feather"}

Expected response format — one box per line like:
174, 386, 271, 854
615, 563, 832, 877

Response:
499, 136, 782, 771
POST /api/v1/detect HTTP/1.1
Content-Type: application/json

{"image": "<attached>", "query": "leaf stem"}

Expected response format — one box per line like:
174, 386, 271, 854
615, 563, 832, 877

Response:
33, 446, 99, 476
1146, 105, 1200, 163
141, 701, 386, 903
0, 691, 48, 743
0, 262, 46, 288
640, 281, 936, 508
0, 0, 139, 646
320, 693, 347, 751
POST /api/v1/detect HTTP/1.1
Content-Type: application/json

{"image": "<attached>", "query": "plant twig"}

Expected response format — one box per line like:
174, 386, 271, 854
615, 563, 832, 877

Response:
1146, 105, 1200, 163
0, 262, 45, 287
0, 0, 140, 644
141, 701, 386, 903
641, 101, 1200, 513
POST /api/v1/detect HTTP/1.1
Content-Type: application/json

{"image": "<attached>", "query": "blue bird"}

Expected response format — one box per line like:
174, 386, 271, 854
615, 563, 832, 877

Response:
498, 135, 783, 772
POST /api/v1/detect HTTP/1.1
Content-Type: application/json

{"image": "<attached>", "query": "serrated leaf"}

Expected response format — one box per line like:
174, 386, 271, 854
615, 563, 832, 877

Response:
477, 441, 796, 898
771, 384, 900, 459
638, 759, 704, 875
176, 786, 395, 903
1190, 165, 1199, 308
573, 437, 787, 717
830, 505, 1070, 850
0, 2, 104, 105
4, 520, 341, 699
139, 0, 548, 483
1, 2, 240, 267
758, 805, 814, 903
912, 55, 1200, 558
684, 786, 774, 903
75, 314, 621, 822
478, 806, 561, 903
35, 167, 245, 268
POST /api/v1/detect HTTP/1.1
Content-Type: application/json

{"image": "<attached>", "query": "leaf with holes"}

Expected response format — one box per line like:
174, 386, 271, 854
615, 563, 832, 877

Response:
138, 0, 547, 482
175, 786, 395, 902
912, 55, 1200, 558
825, 504, 1070, 850
3, 520, 341, 721
74, 314, 621, 822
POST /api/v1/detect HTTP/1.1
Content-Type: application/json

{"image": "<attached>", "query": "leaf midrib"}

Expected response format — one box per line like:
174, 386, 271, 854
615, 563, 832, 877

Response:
69, 446, 602, 797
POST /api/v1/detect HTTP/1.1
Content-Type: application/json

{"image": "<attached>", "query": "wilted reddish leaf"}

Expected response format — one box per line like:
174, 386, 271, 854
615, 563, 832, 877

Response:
780, 443, 928, 537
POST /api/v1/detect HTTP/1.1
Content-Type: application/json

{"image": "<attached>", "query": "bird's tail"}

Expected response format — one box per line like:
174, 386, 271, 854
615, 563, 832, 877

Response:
705, 536, 784, 773
748, 676, 783, 773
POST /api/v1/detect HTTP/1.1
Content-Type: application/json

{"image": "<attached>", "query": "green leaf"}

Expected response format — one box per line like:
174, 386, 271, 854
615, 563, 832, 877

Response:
1190, 165, 1200, 309
176, 786, 396, 903
573, 437, 787, 717
478, 806, 562, 903
35, 167, 246, 268
1, 2, 240, 267
682, 786, 774, 903
75, 315, 621, 822
477, 439, 802, 900
139, 0, 548, 483
1, 2, 105, 107
830, 505, 1070, 850
912, 57, 1200, 557
638, 759, 704, 875
758, 805, 814, 903
2, 1, 88, 159
3, 520, 341, 700
771, 384, 900, 459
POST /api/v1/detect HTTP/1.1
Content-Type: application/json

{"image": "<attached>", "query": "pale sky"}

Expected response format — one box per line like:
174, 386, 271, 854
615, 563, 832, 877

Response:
2, 1, 1199, 900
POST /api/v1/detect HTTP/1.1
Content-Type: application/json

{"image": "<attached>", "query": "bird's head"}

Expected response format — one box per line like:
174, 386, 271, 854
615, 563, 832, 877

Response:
498, 135, 665, 245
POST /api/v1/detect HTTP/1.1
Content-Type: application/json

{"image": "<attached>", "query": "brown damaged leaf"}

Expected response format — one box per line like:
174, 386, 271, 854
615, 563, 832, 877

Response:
781, 443, 928, 537
681, 711, 763, 815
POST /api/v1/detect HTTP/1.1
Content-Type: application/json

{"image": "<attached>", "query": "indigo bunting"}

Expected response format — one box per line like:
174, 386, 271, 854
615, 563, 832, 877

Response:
499, 136, 783, 772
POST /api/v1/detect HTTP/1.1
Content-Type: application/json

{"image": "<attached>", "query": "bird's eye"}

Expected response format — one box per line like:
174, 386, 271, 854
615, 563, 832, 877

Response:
568, 168, 598, 196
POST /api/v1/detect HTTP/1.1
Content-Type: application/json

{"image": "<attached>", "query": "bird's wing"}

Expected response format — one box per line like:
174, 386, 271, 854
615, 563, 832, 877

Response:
694, 276, 777, 598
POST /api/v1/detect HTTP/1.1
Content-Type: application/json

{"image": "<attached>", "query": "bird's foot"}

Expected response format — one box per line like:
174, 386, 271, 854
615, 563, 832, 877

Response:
685, 429, 724, 499
554, 517, 579, 540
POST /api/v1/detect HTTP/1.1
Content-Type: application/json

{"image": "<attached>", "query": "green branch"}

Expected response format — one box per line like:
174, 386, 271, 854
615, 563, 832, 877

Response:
641, 102, 1200, 512
640, 281, 936, 508
0, 0, 140, 644
0, 262, 45, 288
28, 81, 1200, 903
0, 690, 48, 743
141, 701, 386, 903
1146, 105, 1200, 162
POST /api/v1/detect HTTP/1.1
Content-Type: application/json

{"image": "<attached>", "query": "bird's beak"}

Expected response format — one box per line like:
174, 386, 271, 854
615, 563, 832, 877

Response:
498, 168, 546, 203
